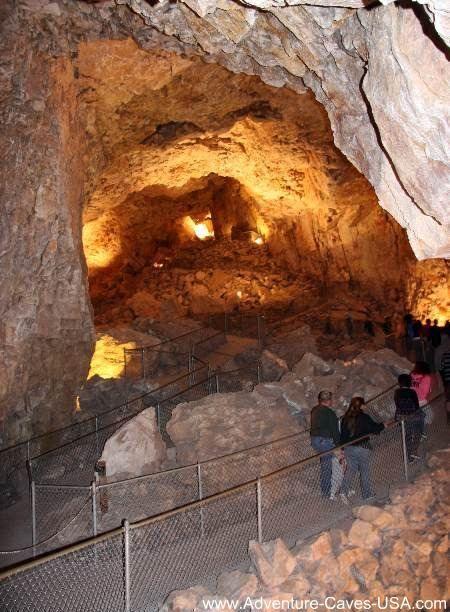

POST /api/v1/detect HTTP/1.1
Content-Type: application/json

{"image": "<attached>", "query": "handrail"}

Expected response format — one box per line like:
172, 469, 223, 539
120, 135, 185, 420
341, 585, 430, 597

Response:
123, 326, 221, 353
31, 358, 256, 466
0, 366, 207, 459
2, 392, 444, 581
32, 376, 395, 487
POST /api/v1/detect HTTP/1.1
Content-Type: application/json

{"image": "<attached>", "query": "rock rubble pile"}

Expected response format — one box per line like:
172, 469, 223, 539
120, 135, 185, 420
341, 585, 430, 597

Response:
162, 449, 450, 610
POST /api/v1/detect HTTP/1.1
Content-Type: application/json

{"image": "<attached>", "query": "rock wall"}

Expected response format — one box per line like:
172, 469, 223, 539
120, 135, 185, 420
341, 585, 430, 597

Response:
0, 0, 448, 445
121, 0, 450, 260
0, 13, 94, 443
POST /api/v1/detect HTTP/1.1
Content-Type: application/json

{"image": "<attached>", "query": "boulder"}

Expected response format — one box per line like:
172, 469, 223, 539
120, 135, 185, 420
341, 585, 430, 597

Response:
217, 570, 258, 602
347, 519, 381, 551
99, 408, 167, 480
260, 350, 289, 381
161, 585, 212, 611
352, 505, 394, 530
292, 353, 333, 378
249, 539, 296, 588
167, 391, 300, 464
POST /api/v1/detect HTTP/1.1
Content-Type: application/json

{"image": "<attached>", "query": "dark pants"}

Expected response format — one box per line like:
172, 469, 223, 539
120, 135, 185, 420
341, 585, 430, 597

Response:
405, 421, 422, 459
342, 445, 373, 499
311, 436, 334, 496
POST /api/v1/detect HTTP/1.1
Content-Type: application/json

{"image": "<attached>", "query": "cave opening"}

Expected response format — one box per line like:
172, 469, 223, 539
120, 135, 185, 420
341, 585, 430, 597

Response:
83, 173, 284, 325
76, 38, 448, 383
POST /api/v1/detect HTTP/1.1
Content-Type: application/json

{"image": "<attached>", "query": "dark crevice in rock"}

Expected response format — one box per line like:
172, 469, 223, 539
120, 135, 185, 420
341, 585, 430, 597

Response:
402, 0, 450, 60
141, 121, 204, 145
358, 66, 442, 231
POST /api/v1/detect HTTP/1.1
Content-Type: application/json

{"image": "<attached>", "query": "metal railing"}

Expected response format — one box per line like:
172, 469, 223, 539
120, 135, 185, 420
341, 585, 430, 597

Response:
0, 378, 400, 568
0, 393, 446, 611
207, 312, 266, 347
123, 327, 227, 380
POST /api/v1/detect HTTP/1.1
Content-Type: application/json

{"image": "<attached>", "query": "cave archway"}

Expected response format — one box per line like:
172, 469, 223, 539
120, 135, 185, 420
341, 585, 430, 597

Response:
0, 15, 448, 445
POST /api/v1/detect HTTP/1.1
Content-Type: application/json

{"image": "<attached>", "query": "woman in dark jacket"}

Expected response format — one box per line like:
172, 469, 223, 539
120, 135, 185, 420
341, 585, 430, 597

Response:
340, 397, 385, 502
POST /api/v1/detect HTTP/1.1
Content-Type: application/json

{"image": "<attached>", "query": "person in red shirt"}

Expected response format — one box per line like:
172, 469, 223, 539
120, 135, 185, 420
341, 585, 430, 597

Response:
410, 361, 432, 436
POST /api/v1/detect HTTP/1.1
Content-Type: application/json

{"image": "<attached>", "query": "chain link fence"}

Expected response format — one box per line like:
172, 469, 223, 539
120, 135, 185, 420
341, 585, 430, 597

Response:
207, 312, 266, 347
1, 377, 401, 567
0, 393, 447, 611
124, 328, 226, 380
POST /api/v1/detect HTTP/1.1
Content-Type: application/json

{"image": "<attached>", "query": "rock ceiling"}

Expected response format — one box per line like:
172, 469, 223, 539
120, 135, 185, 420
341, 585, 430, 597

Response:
109, 0, 449, 260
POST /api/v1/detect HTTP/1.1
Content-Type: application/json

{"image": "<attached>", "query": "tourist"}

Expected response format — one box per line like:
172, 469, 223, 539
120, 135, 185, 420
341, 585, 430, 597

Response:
411, 319, 426, 362
444, 320, 450, 338
424, 318, 432, 339
310, 390, 340, 499
339, 397, 385, 503
382, 316, 392, 335
364, 318, 375, 336
345, 314, 354, 339
439, 347, 450, 401
394, 374, 422, 462
411, 361, 432, 434
430, 319, 441, 348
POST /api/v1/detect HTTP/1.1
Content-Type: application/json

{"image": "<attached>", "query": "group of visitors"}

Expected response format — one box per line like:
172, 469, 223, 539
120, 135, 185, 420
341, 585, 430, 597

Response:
309, 353, 443, 503
310, 391, 384, 503
403, 314, 450, 373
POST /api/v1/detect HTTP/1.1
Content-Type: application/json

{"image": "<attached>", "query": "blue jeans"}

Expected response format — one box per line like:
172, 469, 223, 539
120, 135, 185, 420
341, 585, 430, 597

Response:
342, 445, 373, 499
311, 436, 334, 496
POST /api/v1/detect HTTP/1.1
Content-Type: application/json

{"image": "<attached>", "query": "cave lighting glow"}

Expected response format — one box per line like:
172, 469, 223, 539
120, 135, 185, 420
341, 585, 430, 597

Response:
82, 221, 119, 269
194, 221, 214, 240
87, 335, 131, 379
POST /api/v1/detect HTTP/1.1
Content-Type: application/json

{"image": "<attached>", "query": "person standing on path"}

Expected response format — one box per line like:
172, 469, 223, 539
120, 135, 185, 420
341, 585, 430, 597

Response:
339, 397, 385, 503
411, 361, 432, 432
310, 390, 340, 498
394, 374, 422, 462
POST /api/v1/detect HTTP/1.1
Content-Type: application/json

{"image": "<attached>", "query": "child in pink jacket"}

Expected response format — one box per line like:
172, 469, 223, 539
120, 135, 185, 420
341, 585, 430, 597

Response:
411, 361, 432, 434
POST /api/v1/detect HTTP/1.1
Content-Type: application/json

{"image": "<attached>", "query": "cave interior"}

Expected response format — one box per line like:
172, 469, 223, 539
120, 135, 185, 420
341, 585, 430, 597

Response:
0, 0, 449, 446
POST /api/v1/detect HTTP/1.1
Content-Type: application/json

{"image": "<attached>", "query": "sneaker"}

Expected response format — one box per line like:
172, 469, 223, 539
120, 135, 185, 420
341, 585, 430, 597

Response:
420, 433, 427, 440
328, 493, 336, 500
410, 454, 421, 460
362, 495, 376, 502
339, 493, 349, 505
348, 489, 356, 498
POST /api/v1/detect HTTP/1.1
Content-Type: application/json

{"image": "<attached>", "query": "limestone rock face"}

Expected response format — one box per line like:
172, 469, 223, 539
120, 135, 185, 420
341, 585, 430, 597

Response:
249, 539, 297, 588
0, 23, 95, 445
99, 408, 167, 480
0, 0, 448, 446
166, 390, 300, 464
119, 0, 450, 260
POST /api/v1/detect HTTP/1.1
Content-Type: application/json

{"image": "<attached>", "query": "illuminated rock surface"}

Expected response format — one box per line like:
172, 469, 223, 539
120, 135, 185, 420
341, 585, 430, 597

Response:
0, 0, 448, 445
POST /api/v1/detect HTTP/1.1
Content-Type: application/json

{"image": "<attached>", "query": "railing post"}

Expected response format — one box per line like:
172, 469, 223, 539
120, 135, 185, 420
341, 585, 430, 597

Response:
215, 373, 220, 394
91, 480, 97, 537
141, 348, 146, 380
31, 480, 36, 553
123, 348, 127, 379
123, 519, 131, 612
26, 439, 30, 462
257, 362, 262, 384
189, 348, 195, 385
257, 315, 262, 348
94, 416, 99, 459
156, 403, 161, 430
400, 420, 409, 482
257, 478, 263, 544
197, 462, 205, 537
